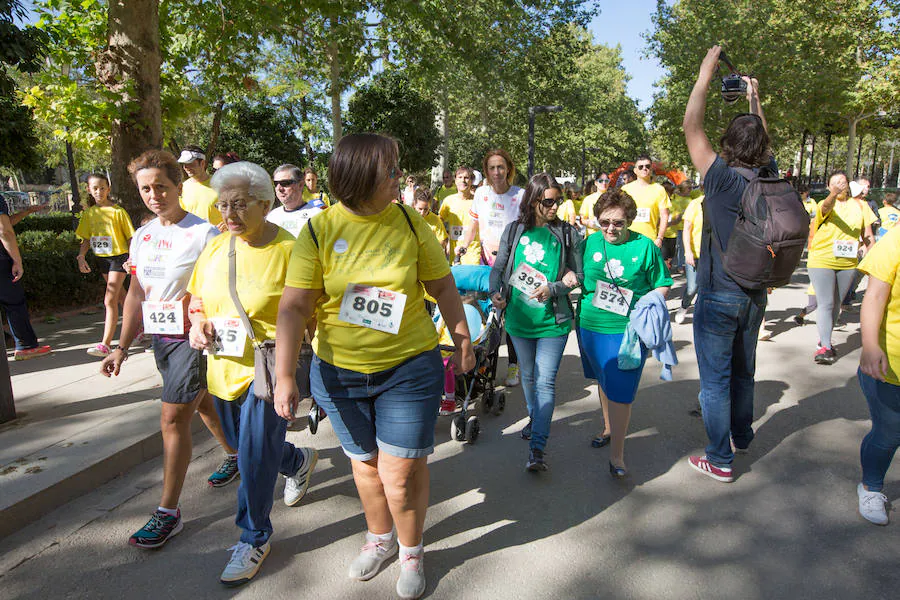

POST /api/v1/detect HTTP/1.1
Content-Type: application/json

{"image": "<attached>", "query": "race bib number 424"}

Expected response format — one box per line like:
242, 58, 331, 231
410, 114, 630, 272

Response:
141, 301, 184, 335
339, 284, 407, 335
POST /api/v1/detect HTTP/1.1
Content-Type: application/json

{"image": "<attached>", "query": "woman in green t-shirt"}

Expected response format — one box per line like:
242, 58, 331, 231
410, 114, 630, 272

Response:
489, 173, 581, 472
577, 187, 672, 478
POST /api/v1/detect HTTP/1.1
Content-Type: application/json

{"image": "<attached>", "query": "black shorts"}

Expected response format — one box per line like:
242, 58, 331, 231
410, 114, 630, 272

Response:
96, 253, 128, 274
152, 336, 207, 404
661, 237, 677, 261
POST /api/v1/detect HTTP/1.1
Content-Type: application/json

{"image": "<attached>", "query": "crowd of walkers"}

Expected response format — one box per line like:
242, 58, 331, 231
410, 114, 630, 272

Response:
0, 45, 889, 598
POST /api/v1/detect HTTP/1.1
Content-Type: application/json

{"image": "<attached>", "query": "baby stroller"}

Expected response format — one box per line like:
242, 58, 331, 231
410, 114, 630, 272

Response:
433, 265, 506, 443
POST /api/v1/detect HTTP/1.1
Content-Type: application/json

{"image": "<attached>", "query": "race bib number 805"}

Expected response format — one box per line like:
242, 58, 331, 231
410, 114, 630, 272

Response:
339, 284, 407, 335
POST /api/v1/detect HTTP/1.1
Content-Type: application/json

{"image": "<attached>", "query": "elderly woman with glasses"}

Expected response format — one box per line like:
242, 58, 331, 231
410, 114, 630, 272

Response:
576, 187, 672, 478
186, 161, 317, 587
489, 173, 581, 472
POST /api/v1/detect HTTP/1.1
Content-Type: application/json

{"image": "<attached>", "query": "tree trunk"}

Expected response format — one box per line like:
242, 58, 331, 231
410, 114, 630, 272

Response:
300, 96, 314, 165
327, 31, 342, 145
99, 0, 163, 225
207, 99, 225, 158
846, 117, 857, 174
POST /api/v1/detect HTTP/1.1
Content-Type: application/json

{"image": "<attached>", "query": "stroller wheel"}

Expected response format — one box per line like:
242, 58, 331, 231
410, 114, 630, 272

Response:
492, 391, 506, 416
465, 415, 480, 443
481, 389, 494, 414
450, 414, 466, 442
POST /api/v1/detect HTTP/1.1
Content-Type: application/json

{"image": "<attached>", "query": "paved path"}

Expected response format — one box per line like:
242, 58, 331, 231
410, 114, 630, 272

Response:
0, 267, 897, 599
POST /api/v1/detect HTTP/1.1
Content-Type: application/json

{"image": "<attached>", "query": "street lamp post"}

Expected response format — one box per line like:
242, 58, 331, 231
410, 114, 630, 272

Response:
59, 63, 82, 215
527, 105, 562, 179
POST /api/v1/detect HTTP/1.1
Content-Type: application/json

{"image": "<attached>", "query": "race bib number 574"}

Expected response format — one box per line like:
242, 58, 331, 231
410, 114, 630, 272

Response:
339, 284, 407, 335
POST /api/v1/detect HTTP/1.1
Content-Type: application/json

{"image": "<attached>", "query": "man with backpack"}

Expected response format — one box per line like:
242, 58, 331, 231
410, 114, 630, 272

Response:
682, 46, 803, 483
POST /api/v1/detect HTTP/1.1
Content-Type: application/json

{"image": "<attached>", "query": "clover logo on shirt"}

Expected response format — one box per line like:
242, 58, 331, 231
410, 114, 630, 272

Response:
605, 258, 624, 279
524, 241, 545, 265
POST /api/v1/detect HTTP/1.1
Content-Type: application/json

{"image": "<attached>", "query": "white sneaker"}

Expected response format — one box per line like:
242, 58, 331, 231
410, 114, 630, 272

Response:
348, 532, 397, 580
396, 550, 426, 600
220, 541, 270, 587
284, 447, 318, 506
504, 364, 520, 387
674, 308, 687, 324
858, 483, 889, 525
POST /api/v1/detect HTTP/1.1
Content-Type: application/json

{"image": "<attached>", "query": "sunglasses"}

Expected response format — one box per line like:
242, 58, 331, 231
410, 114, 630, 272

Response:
539, 197, 563, 208
598, 218, 627, 229
273, 179, 298, 187
634, 164, 652, 171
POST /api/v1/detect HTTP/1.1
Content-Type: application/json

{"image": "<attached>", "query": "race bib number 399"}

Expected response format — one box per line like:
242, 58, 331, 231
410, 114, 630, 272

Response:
141, 301, 184, 335
91, 236, 113, 256
339, 284, 407, 335
591, 281, 633, 316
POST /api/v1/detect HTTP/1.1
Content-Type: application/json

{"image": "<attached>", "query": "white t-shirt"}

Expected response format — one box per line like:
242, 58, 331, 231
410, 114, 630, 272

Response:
468, 185, 524, 246
266, 200, 326, 238
130, 213, 219, 302
402, 187, 416, 206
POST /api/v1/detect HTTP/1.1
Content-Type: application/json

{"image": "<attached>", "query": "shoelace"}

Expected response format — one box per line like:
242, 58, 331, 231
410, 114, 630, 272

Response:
400, 553, 422, 572
862, 491, 889, 507
144, 511, 173, 532
227, 542, 254, 565
361, 540, 391, 555
216, 458, 236, 475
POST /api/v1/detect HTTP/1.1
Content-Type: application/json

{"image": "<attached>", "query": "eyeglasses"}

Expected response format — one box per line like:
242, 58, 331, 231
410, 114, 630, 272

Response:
214, 200, 259, 213
539, 197, 563, 207
598, 218, 627, 229
634, 164, 651, 171
273, 179, 298, 187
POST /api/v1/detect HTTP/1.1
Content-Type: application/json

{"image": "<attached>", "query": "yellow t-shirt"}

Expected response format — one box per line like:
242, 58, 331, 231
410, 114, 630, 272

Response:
286, 202, 450, 373
180, 177, 222, 225
187, 229, 296, 400
434, 185, 456, 206
808, 198, 877, 270
75, 204, 135, 257
666, 194, 693, 238
681, 196, 704, 257
439, 192, 480, 264
857, 226, 900, 385
621, 181, 672, 240
878, 205, 900, 232
803, 199, 818, 219
558, 199, 576, 225
303, 188, 331, 207
579, 191, 602, 235
423, 211, 448, 248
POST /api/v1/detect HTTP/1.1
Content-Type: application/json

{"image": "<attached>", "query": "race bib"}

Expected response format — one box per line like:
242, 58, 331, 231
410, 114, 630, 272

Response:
485, 211, 507, 237
449, 225, 465, 241
591, 280, 633, 316
91, 236, 113, 256
509, 262, 548, 302
634, 207, 651, 223
833, 239, 859, 259
339, 284, 407, 335
206, 317, 248, 357
141, 301, 184, 335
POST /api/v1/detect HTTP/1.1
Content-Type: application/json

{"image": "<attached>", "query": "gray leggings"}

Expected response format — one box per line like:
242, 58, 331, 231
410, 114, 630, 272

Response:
808, 267, 858, 349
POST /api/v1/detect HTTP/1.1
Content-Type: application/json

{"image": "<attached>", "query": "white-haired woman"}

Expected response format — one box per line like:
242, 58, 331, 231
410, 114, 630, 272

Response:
187, 161, 317, 587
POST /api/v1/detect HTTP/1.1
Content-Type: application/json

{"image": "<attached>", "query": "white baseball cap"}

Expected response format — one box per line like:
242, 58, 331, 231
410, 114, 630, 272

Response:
472, 170, 483, 186
177, 149, 206, 164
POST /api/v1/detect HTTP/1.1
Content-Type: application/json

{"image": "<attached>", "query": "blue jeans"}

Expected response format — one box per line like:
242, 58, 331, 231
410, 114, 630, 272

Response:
693, 289, 766, 467
858, 370, 900, 492
681, 264, 698, 309
0, 258, 39, 350
214, 383, 306, 546
509, 334, 568, 452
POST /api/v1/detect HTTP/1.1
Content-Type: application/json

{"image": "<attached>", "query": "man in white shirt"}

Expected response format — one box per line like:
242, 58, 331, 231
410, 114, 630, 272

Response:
266, 164, 326, 238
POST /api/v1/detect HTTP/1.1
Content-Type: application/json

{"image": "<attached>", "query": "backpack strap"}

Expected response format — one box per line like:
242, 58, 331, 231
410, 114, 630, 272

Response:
732, 166, 756, 181
306, 219, 319, 249
396, 203, 418, 240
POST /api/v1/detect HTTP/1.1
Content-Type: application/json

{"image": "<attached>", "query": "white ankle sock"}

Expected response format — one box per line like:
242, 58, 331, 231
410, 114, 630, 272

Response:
399, 542, 423, 558
157, 506, 178, 516
367, 530, 395, 543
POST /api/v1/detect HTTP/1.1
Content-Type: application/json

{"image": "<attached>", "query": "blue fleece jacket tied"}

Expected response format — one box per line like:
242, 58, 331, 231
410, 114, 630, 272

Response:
617, 290, 678, 381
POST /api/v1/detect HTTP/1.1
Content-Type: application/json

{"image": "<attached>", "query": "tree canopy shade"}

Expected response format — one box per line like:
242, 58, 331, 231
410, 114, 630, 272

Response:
345, 70, 441, 174
215, 101, 307, 175
0, 0, 47, 170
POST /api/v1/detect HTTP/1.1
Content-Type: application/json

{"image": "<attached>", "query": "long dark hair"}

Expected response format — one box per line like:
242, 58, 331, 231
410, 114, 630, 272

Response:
518, 173, 562, 229
719, 113, 771, 168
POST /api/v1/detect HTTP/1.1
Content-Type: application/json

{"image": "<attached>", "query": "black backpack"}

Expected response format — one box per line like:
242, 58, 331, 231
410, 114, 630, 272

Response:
707, 166, 808, 290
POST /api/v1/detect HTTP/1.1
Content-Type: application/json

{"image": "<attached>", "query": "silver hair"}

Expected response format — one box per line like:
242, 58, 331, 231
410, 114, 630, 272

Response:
273, 163, 303, 182
210, 161, 276, 209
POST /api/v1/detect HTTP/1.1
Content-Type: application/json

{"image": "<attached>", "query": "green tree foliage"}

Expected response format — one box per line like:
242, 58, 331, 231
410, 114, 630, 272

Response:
216, 101, 306, 174
0, 0, 47, 170
345, 70, 441, 173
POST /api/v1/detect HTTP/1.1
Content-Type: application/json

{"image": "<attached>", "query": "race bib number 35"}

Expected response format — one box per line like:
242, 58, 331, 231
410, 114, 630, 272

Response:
141, 301, 184, 335
510, 262, 548, 302
833, 239, 859, 258
91, 236, 113, 256
591, 281, 633, 316
206, 318, 248, 357
339, 284, 407, 335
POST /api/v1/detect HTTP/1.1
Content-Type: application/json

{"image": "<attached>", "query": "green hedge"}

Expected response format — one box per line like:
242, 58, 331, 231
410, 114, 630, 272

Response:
14, 212, 77, 235
17, 230, 106, 313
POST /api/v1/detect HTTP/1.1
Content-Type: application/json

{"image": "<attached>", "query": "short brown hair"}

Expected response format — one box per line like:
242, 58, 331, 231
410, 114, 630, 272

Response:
328, 133, 398, 210
482, 149, 516, 186
413, 187, 432, 206
303, 167, 318, 177
594, 187, 637, 223
128, 150, 182, 187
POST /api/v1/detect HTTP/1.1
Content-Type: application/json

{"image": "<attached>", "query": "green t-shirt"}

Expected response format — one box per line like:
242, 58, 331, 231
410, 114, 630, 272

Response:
578, 232, 673, 334
504, 226, 572, 338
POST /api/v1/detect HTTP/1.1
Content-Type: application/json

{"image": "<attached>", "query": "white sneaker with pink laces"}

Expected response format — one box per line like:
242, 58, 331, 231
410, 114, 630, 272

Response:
396, 549, 426, 600
348, 532, 397, 580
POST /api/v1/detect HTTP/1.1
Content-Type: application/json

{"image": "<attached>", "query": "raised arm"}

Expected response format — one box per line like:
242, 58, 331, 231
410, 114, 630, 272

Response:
683, 46, 722, 178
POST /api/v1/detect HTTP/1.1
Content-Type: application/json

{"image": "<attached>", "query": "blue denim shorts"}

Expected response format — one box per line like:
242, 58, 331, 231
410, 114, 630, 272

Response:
310, 348, 443, 460
578, 327, 646, 405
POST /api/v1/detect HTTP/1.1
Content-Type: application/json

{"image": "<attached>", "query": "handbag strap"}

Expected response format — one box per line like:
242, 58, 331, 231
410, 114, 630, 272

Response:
228, 235, 262, 349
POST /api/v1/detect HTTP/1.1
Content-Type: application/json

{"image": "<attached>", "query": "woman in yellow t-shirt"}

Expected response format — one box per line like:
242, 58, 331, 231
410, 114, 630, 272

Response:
75, 173, 135, 356
807, 171, 876, 364
855, 225, 900, 525
674, 195, 704, 324
186, 162, 318, 586
274, 134, 474, 598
